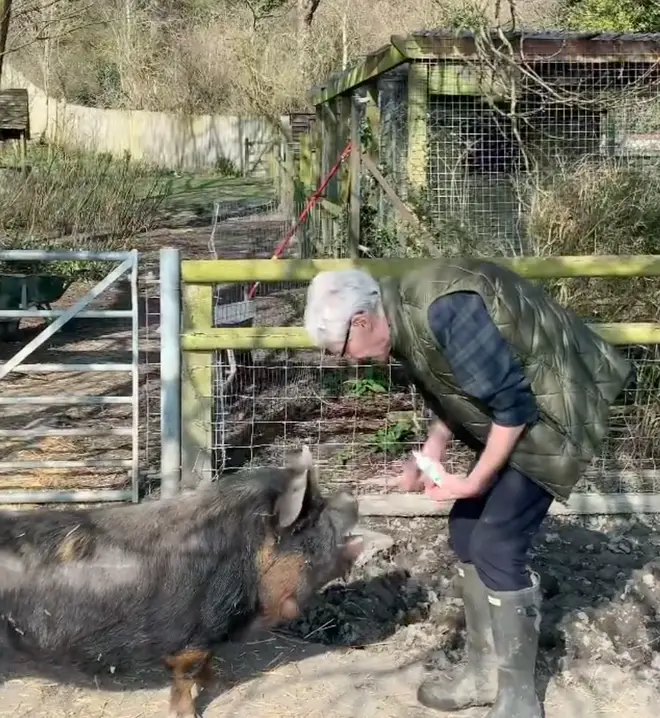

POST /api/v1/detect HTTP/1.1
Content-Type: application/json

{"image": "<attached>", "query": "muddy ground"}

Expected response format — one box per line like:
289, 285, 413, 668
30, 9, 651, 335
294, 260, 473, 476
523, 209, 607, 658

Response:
2, 514, 660, 717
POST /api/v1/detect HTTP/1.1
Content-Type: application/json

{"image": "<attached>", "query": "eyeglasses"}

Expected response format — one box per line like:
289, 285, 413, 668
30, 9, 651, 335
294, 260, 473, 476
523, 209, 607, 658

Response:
339, 322, 351, 358
323, 321, 351, 358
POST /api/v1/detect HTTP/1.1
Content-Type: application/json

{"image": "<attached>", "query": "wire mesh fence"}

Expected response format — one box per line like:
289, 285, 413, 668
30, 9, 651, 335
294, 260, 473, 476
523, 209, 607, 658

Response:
142, 210, 660, 500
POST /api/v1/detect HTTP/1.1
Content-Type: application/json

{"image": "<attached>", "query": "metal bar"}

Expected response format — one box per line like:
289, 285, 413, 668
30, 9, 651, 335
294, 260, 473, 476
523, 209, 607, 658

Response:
0, 488, 133, 504
0, 396, 132, 405
0, 427, 133, 437
0, 250, 134, 261
0, 309, 132, 318
0, 257, 133, 381
130, 250, 140, 503
358, 492, 660, 517
0, 459, 133, 470
160, 247, 181, 499
0, 363, 133, 373
180, 255, 660, 284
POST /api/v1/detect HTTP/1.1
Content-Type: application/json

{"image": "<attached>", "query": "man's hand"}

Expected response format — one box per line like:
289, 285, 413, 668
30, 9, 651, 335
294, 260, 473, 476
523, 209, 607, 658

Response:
422, 468, 481, 502
420, 423, 527, 502
395, 420, 452, 493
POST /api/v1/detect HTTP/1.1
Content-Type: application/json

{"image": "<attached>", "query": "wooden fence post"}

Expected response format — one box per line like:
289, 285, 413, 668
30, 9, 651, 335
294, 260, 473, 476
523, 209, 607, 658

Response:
407, 61, 429, 191
348, 95, 361, 258
180, 284, 214, 488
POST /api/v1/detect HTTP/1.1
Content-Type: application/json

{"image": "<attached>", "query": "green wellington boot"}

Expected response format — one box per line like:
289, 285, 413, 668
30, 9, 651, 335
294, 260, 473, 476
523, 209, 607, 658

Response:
483, 571, 544, 718
417, 562, 498, 711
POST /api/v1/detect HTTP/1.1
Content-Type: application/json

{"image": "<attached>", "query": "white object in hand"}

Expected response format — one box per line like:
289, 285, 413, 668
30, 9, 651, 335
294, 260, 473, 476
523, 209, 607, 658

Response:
412, 451, 445, 487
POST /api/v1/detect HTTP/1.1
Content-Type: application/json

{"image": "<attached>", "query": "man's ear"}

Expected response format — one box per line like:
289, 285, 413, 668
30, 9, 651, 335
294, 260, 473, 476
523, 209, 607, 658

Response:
351, 311, 369, 328
274, 445, 314, 528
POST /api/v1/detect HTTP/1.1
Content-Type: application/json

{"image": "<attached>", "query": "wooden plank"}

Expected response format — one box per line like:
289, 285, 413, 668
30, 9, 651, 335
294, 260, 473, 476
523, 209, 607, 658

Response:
394, 32, 660, 63
319, 198, 343, 218
180, 284, 214, 488
365, 82, 381, 160
324, 100, 339, 203
181, 255, 660, 283
338, 95, 352, 206
358, 492, 660, 517
298, 133, 315, 193
309, 32, 660, 111
362, 152, 437, 255
320, 102, 335, 252
181, 322, 660, 350
348, 96, 361, 258
0, 88, 28, 135
428, 62, 511, 99
308, 44, 407, 106
406, 62, 428, 190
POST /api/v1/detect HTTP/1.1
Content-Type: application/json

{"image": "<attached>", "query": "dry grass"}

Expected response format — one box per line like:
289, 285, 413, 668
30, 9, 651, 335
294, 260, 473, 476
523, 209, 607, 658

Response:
8, 0, 562, 117
1, 435, 127, 491
519, 158, 660, 322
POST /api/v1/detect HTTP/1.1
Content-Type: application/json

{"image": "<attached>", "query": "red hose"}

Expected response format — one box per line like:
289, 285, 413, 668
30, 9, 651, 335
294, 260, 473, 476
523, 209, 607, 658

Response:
247, 141, 353, 299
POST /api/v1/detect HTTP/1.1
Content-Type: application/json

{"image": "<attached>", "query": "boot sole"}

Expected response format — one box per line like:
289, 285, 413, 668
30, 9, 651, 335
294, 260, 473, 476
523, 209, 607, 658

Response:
416, 683, 496, 712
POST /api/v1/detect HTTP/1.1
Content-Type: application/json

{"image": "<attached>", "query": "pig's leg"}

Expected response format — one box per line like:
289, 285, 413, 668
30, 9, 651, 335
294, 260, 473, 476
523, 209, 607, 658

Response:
165, 648, 214, 717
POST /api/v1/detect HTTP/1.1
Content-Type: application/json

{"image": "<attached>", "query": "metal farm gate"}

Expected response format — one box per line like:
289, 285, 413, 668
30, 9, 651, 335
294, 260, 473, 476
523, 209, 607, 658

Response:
0, 250, 140, 504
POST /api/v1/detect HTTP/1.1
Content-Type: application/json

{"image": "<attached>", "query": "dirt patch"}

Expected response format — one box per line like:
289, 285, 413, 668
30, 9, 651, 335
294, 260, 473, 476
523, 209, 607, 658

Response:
282, 514, 660, 689
2, 515, 660, 718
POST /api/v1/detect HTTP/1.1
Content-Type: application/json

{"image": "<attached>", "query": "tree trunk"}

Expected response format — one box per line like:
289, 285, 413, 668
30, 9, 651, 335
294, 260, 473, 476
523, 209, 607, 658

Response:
0, 0, 13, 86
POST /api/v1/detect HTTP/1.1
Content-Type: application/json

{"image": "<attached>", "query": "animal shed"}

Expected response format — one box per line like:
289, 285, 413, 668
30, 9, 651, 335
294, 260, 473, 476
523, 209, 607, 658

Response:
301, 29, 660, 257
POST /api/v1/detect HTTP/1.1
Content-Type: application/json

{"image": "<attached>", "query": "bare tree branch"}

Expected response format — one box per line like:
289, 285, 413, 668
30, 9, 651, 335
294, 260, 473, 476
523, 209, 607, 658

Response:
5, 0, 103, 57
304, 0, 321, 26
5, 19, 105, 57
242, 0, 288, 29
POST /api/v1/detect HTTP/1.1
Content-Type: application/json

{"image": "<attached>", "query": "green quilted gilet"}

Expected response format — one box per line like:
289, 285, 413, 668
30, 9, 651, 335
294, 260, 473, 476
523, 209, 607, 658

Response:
378, 259, 633, 502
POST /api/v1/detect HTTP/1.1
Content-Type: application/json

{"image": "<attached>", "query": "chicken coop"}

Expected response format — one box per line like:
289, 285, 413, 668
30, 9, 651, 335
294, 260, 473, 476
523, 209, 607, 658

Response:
295, 29, 660, 259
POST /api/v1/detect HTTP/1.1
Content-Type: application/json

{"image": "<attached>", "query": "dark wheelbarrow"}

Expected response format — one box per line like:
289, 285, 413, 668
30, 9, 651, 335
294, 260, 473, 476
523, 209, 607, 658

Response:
0, 274, 71, 340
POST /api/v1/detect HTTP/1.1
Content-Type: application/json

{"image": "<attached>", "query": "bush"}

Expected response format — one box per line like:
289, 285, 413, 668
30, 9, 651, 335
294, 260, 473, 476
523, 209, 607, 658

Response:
516, 157, 660, 463
560, 0, 660, 33
0, 144, 171, 280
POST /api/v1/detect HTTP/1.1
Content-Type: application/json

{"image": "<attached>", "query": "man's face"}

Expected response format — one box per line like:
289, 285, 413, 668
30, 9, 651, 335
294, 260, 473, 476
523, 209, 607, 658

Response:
327, 312, 391, 362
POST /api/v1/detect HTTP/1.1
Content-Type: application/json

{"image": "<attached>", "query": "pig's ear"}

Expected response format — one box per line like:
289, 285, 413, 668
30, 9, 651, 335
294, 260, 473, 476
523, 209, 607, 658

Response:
274, 445, 313, 528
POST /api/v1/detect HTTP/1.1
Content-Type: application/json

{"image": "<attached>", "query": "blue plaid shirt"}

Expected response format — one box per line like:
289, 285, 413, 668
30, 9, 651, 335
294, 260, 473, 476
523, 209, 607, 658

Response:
427, 292, 539, 427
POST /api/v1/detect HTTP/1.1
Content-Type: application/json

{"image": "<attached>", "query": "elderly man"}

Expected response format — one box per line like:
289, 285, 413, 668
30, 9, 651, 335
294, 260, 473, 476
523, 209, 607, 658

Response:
303, 259, 632, 717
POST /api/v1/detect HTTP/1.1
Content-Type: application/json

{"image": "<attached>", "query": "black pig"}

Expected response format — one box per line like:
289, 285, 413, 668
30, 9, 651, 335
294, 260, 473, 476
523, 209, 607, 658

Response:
0, 445, 363, 716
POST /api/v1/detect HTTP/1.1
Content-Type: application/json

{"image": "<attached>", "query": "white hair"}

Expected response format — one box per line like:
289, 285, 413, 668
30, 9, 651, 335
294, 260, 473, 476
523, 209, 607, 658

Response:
304, 269, 382, 348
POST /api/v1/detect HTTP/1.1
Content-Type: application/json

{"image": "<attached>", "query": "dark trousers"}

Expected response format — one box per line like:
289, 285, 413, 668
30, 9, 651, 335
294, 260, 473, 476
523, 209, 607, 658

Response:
448, 466, 553, 592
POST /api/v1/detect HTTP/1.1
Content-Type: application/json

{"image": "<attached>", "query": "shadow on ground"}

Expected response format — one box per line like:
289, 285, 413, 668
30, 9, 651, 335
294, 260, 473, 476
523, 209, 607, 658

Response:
2, 518, 659, 716
0, 569, 419, 714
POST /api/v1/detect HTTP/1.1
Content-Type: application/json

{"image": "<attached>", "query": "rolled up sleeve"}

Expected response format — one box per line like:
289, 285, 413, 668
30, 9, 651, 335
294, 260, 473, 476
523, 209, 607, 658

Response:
427, 292, 539, 427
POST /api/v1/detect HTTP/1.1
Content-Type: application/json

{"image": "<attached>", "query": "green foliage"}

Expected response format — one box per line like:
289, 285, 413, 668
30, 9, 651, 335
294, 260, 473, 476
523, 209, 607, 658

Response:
320, 365, 389, 397
343, 366, 389, 397
561, 0, 660, 32
214, 155, 241, 177
372, 417, 418, 457
518, 157, 660, 355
